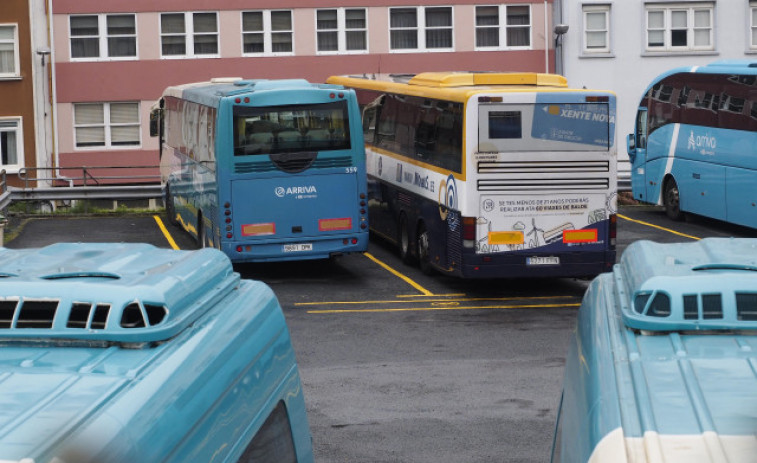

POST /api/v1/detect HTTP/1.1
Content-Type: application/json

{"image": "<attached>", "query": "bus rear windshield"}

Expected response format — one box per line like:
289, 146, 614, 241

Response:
234, 101, 351, 156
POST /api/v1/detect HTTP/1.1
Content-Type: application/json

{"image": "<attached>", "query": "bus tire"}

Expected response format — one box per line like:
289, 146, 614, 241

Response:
165, 185, 178, 226
399, 214, 415, 264
417, 222, 434, 275
663, 177, 684, 221
197, 213, 206, 248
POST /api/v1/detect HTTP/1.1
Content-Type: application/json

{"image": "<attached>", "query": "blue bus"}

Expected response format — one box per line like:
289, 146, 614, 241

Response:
0, 243, 314, 463
153, 78, 368, 262
328, 72, 617, 279
552, 238, 757, 462
627, 61, 757, 228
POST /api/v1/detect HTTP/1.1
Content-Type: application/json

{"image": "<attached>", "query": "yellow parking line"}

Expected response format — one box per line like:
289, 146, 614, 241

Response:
307, 302, 581, 314
295, 295, 575, 307
363, 252, 435, 296
618, 213, 701, 241
153, 215, 181, 250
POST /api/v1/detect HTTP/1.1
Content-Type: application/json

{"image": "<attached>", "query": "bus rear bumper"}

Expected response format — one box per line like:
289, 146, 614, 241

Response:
454, 250, 616, 279
222, 233, 369, 263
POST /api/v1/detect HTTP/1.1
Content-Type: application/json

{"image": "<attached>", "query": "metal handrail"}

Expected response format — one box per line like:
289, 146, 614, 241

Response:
17, 166, 161, 188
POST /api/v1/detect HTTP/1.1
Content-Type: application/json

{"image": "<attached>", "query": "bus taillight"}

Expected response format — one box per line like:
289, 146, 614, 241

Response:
463, 216, 476, 247
609, 214, 617, 247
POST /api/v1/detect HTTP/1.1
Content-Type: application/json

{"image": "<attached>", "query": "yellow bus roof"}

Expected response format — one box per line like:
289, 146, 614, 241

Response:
327, 71, 572, 102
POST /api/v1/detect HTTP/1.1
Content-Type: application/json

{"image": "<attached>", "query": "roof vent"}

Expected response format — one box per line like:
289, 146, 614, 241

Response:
616, 239, 757, 332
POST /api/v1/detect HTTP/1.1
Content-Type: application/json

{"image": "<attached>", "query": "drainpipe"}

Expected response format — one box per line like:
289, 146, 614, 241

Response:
544, 0, 550, 73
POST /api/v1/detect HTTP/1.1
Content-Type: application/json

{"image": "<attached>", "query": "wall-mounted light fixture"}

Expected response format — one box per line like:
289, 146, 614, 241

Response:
36, 47, 51, 66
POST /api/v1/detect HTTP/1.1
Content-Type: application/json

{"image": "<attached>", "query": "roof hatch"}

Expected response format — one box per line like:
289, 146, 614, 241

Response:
615, 238, 757, 332
0, 243, 238, 344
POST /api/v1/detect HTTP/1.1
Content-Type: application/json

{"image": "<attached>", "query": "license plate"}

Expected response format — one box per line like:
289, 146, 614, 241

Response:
283, 243, 313, 252
526, 256, 560, 266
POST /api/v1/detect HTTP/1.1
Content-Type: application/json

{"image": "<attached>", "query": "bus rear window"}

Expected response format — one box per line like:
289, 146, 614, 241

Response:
234, 100, 351, 156
489, 111, 522, 139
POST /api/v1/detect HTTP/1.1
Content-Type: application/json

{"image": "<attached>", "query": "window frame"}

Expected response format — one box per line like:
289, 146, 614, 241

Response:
750, 2, 757, 50
73, 102, 142, 150
644, 3, 714, 52
241, 10, 294, 57
474, 4, 532, 51
582, 4, 611, 54
389, 6, 454, 52
69, 14, 137, 61
0, 117, 23, 170
315, 8, 368, 55
160, 12, 219, 59
0, 24, 20, 78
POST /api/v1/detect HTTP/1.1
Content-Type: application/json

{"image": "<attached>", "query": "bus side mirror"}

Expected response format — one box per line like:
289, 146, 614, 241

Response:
626, 134, 636, 162
149, 109, 162, 137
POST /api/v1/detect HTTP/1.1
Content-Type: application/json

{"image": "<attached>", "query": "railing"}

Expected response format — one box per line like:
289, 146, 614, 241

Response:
0, 167, 164, 211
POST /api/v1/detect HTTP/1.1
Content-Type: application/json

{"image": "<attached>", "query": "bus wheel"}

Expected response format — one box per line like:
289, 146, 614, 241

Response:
197, 213, 206, 248
399, 214, 414, 264
663, 177, 684, 221
165, 186, 178, 225
417, 223, 434, 275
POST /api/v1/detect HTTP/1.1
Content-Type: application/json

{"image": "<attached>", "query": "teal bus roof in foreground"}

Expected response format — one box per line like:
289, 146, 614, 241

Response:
0, 243, 314, 462
554, 238, 757, 462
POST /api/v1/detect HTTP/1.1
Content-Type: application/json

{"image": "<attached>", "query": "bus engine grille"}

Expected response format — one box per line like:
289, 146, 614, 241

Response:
235, 156, 353, 174
477, 178, 609, 191
477, 160, 610, 191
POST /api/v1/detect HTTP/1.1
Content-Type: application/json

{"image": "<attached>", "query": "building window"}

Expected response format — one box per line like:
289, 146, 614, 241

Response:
583, 5, 610, 53
475, 5, 531, 49
0, 25, 19, 77
646, 4, 713, 51
74, 102, 140, 148
70, 14, 136, 60
751, 2, 757, 49
316, 8, 367, 53
390, 7, 453, 51
161, 12, 218, 58
0, 118, 21, 168
242, 10, 293, 55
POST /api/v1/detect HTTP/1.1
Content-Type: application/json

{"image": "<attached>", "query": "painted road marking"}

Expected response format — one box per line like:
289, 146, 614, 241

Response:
306, 302, 580, 314
363, 252, 435, 296
617, 214, 701, 241
153, 215, 181, 250
297, 295, 581, 314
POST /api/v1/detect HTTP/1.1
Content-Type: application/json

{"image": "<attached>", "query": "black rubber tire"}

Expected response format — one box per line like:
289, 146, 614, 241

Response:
165, 186, 178, 225
197, 213, 206, 248
399, 214, 414, 264
663, 177, 685, 221
417, 223, 434, 275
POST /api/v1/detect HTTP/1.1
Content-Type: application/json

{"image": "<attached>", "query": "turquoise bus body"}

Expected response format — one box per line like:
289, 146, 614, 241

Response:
552, 238, 757, 462
158, 78, 369, 263
0, 243, 314, 463
627, 61, 757, 228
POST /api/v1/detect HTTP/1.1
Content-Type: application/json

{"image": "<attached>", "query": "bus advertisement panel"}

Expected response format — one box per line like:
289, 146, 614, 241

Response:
627, 60, 757, 228
154, 78, 369, 263
328, 72, 617, 279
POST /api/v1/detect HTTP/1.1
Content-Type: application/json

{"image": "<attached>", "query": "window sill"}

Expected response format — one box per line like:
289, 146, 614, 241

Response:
0, 76, 22, 81
579, 53, 615, 59
640, 50, 718, 57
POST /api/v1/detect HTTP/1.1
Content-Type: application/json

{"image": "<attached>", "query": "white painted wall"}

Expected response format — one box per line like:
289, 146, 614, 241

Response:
558, 1, 756, 176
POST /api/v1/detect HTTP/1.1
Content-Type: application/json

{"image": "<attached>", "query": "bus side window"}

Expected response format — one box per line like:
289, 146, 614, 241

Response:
636, 109, 648, 149
237, 401, 297, 463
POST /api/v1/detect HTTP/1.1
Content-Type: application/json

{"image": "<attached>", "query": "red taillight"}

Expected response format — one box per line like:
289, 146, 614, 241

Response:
462, 216, 476, 241
609, 214, 617, 245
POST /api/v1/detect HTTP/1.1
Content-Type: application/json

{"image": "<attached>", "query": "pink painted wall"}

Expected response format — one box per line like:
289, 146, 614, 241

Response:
55, 51, 551, 103
53, 1, 551, 14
